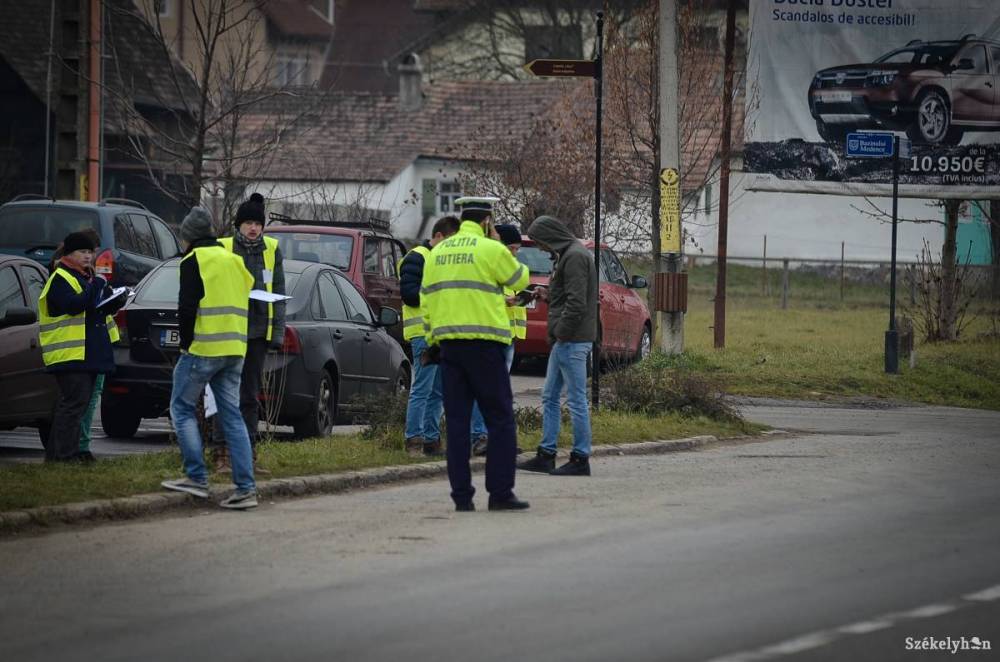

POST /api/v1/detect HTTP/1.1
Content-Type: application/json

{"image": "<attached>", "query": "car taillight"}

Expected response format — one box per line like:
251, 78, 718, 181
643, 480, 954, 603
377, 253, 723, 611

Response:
113, 309, 129, 346
95, 249, 114, 280
280, 326, 301, 354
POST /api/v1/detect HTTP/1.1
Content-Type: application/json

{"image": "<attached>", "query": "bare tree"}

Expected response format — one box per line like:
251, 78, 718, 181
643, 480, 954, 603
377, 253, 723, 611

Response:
102, 0, 325, 232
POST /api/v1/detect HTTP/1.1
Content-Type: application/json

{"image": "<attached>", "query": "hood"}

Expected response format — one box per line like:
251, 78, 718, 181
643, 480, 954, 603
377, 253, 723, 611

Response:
527, 216, 577, 255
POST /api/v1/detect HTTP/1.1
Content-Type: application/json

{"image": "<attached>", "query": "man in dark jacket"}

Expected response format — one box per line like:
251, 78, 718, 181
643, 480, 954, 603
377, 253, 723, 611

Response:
517, 215, 597, 476
400, 215, 460, 457
211, 193, 285, 472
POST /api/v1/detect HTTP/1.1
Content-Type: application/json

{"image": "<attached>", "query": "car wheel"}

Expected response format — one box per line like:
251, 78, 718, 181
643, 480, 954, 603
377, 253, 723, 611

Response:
37, 419, 52, 447
293, 370, 336, 438
101, 400, 141, 438
815, 118, 848, 143
908, 90, 951, 144
634, 324, 652, 363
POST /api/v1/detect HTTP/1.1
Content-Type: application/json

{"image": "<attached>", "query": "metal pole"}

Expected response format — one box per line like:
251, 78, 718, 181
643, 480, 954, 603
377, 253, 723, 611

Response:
840, 241, 845, 301
781, 259, 789, 310
885, 136, 900, 374
43, 0, 56, 197
657, 0, 684, 354
762, 234, 768, 296
713, 0, 736, 349
592, 11, 604, 410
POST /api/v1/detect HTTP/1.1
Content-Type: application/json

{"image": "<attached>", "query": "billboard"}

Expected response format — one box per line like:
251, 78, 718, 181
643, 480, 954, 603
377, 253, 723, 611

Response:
745, 0, 1000, 198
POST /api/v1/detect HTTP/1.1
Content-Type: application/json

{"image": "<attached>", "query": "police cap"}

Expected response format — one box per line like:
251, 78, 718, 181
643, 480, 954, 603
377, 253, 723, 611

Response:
455, 196, 500, 216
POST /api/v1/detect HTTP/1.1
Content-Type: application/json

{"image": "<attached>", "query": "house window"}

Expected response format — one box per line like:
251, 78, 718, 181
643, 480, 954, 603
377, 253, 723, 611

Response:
154, 0, 172, 17
524, 25, 583, 61
438, 181, 462, 213
275, 53, 312, 86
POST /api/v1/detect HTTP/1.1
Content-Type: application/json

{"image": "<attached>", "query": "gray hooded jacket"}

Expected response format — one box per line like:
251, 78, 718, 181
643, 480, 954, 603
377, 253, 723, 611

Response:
527, 215, 597, 344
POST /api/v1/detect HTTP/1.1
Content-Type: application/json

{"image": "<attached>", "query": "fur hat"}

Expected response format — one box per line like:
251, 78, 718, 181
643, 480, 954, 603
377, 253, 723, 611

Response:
62, 231, 96, 253
494, 224, 523, 246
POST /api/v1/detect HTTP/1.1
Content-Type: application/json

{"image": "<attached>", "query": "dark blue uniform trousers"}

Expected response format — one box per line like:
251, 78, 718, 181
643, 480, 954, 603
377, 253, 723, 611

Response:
440, 339, 517, 505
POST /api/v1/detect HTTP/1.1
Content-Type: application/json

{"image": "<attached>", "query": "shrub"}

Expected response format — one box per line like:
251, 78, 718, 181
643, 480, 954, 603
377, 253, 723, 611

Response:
351, 391, 410, 450
601, 359, 742, 423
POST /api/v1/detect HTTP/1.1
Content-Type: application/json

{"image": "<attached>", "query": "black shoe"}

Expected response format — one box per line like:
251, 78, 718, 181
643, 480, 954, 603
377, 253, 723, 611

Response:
455, 502, 475, 512
76, 451, 97, 464
517, 447, 556, 473
471, 435, 488, 457
550, 452, 591, 476
423, 439, 444, 457
488, 495, 530, 511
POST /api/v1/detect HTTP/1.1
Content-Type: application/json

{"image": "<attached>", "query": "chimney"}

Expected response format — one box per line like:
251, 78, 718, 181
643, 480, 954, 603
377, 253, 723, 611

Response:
398, 53, 424, 112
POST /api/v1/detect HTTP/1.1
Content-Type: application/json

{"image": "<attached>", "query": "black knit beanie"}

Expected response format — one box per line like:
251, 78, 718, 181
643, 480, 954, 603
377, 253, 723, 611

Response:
235, 193, 266, 228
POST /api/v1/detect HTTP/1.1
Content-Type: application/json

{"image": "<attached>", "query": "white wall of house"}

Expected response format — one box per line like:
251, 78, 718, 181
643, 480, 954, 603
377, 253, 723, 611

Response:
687, 171, 944, 263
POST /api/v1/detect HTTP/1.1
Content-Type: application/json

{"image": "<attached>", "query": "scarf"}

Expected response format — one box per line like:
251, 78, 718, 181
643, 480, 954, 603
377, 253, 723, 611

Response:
234, 230, 265, 254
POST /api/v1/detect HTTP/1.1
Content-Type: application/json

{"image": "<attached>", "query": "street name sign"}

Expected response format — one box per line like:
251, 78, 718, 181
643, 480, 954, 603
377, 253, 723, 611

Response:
523, 59, 597, 78
846, 132, 895, 158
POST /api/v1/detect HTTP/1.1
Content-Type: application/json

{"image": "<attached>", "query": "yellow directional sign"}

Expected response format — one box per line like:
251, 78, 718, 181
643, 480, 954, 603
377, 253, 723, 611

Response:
659, 168, 681, 254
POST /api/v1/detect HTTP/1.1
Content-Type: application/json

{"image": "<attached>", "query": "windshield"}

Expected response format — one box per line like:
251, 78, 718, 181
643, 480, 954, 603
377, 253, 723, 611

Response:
876, 43, 959, 65
271, 232, 353, 270
136, 264, 300, 305
0, 207, 100, 260
517, 246, 555, 275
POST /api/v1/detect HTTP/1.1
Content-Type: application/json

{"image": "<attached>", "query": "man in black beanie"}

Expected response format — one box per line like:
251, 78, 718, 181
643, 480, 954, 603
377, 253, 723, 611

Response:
211, 193, 285, 473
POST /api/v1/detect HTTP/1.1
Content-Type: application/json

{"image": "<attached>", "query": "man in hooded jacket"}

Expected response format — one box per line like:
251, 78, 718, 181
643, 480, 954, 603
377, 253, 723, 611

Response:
517, 215, 597, 476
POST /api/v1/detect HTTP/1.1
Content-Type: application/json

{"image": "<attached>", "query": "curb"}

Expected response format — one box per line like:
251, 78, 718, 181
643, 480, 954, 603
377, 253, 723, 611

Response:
0, 435, 720, 537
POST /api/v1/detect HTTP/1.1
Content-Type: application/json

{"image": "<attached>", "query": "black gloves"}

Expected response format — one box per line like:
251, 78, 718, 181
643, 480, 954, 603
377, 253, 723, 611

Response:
420, 344, 441, 366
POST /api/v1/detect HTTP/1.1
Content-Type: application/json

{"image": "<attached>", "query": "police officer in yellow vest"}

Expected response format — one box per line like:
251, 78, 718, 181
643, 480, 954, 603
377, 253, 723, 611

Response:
421, 197, 531, 511
399, 215, 461, 458
161, 207, 258, 510
38, 231, 123, 462
211, 193, 285, 472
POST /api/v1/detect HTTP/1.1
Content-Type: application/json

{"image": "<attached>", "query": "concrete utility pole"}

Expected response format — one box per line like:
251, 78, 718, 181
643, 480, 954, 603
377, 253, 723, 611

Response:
656, 0, 685, 353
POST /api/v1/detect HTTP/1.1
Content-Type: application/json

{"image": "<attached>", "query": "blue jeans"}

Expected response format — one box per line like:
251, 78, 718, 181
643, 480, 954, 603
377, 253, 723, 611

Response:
540, 341, 592, 457
170, 353, 255, 491
404, 337, 444, 442
469, 343, 515, 438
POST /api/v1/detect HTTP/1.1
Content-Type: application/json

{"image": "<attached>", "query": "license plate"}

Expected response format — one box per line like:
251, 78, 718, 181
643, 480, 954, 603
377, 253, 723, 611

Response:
820, 91, 852, 103
161, 329, 180, 346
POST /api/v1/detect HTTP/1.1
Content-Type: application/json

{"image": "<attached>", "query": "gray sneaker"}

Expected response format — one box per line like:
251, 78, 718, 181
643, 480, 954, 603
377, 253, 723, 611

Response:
161, 478, 210, 499
220, 490, 258, 510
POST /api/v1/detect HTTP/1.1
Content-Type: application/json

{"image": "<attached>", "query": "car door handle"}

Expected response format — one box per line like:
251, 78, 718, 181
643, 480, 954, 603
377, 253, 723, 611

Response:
364, 333, 373, 342
332, 330, 343, 340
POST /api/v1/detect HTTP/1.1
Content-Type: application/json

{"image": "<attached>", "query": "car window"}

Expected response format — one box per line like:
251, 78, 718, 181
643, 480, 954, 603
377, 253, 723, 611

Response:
270, 232, 353, 270
134, 265, 179, 304
0, 207, 100, 251
114, 215, 138, 253
335, 274, 374, 324
517, 246, 555, 275
150, 217, 179, 258
956, 45, 989, 74
992, 47, 1000, 70
602, 250, 629, 287
315, 272, 349, 321
128, 214, 158, 258
18, 265, 46, 311
379, 239, 397, 278
363, 238, 379, 273
0, 266, 25, 316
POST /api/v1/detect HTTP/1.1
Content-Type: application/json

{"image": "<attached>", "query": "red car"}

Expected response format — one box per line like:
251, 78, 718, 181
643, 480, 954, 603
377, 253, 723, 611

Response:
514, 237, 652, 365
266, 217, 407, 345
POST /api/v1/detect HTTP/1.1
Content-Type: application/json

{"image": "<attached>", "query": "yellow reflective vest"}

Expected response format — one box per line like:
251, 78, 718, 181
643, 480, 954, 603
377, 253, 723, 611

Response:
219, 235, 279, 342
421, 221, 529, 345
38, 267, 119, 367
506, 288, 527, 340
182, 245, 254, 357
397, 244, 431, 341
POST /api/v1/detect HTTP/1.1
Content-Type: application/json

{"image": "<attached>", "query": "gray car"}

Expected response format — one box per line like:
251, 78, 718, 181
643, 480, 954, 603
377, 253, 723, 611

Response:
103, 259, 410, 438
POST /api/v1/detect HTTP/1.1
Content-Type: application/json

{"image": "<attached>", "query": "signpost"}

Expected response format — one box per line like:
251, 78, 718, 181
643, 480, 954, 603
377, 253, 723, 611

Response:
523, 14, 604, 408
845, 131, 910, 373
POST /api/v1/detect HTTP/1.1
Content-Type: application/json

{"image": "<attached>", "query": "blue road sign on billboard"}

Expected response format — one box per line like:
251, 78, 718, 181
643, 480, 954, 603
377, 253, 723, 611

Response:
846, 132, 895, 158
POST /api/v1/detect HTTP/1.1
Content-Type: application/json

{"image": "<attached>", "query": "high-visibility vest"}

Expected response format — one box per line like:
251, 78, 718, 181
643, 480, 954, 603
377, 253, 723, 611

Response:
506, 287, 527, 340
38, 267, 119, 367
182, 245, 254, 357
397, 245, 431, 341
219, 235, 279, 342
421, 221, 529, 346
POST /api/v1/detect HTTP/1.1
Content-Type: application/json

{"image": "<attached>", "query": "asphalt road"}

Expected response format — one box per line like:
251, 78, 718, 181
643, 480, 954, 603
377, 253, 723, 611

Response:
1, 402, 998, 662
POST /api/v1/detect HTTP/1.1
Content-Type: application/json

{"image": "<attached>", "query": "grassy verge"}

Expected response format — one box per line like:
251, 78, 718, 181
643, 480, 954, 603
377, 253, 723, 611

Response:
0, 412, 757, 513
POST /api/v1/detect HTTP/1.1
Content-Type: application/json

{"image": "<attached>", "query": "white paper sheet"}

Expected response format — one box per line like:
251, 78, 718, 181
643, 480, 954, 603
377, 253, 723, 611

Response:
98, 287, 129, 308
204, 384, 217, 418
249, 289, 292, 303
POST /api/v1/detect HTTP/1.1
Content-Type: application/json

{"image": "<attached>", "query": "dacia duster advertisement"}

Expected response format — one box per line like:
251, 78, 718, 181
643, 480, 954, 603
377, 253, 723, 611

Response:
746, 0, 1000, 198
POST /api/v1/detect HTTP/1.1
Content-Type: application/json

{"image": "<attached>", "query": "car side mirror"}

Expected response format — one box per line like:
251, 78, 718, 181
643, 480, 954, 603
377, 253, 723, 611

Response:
955, 58, 975, 71
630, 275, 648, 289
377, 306, 400, 328
0, 306, 37, 329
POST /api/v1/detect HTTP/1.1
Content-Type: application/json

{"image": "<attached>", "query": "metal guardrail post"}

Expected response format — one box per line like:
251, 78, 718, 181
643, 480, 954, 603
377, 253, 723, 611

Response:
781, 259, 790, 310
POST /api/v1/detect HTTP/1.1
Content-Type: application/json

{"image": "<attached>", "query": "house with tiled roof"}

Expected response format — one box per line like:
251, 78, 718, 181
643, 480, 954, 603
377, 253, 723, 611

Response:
242, 63, 580, 240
